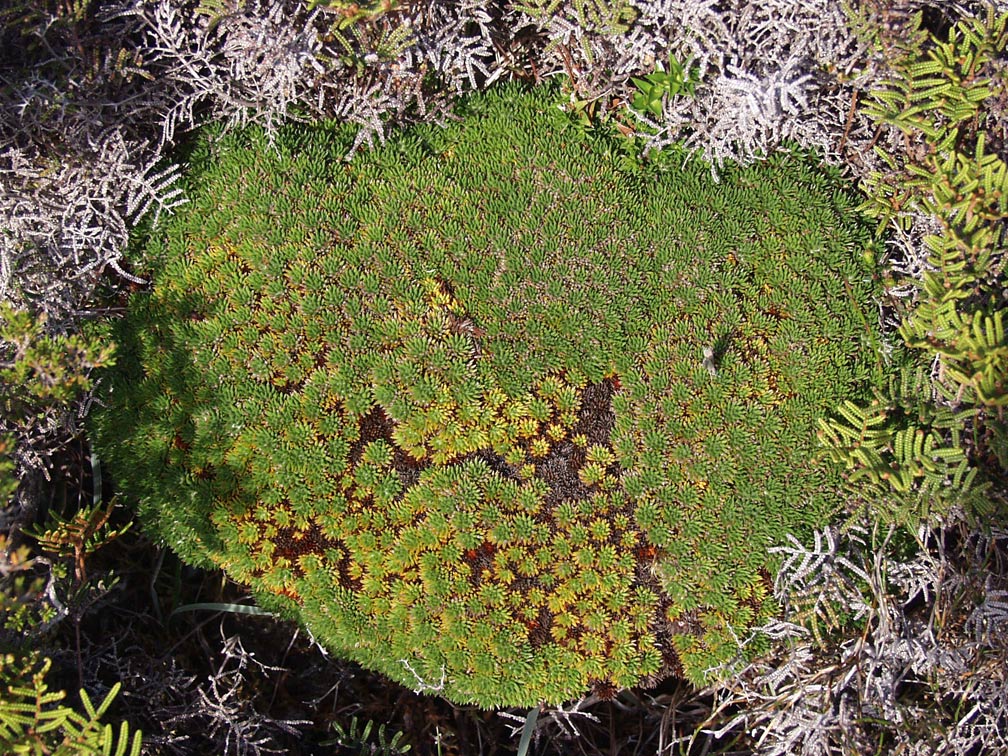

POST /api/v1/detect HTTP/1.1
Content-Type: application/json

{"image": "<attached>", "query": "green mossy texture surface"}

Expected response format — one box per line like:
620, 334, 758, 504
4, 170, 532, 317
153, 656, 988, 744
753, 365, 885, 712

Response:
95, 84, 884, 707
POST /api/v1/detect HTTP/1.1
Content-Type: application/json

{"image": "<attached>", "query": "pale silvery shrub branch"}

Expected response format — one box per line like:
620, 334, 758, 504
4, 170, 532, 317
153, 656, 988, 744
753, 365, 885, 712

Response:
0, 135, 182, 320
696, 518, 1008, 755
616, 0, 866, 168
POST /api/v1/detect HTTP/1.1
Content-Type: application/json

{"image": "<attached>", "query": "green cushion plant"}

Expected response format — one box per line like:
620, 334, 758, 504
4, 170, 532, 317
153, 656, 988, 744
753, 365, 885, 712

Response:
93, 83, 887, 707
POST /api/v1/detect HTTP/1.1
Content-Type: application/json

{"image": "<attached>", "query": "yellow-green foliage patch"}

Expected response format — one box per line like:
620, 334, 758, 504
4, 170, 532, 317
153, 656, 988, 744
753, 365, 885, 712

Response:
95, 83, 886, 707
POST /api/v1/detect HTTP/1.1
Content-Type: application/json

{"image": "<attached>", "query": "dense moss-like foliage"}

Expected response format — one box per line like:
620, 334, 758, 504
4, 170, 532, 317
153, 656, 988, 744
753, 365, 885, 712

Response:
94, 84, 885, 707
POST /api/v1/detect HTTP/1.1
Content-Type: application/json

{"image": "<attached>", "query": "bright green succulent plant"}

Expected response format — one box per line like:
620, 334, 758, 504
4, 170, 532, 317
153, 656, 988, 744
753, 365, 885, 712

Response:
93, 83, 888, 707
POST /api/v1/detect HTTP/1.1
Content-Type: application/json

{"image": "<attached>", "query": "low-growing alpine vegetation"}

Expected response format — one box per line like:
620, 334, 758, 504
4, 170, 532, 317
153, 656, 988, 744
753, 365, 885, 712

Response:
93, 82, 892, 708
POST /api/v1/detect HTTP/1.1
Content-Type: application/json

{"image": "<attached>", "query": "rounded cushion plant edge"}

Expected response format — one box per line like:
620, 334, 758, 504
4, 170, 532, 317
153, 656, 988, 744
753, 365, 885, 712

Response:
91, 82, 890, 708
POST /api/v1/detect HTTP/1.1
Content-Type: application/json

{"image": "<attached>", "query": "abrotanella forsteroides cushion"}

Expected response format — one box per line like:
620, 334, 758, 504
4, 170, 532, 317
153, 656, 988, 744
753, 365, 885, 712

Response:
93, 83, 885, 707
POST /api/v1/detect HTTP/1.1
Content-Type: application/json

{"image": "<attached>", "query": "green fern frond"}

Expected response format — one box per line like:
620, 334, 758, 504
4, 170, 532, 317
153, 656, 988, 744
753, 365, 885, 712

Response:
0, 656, 142, 756
818, 369, 990, 527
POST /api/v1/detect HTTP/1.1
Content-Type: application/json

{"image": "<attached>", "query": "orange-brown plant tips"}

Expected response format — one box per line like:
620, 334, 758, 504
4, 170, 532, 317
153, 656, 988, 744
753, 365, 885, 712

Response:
94, 82, 887, 708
